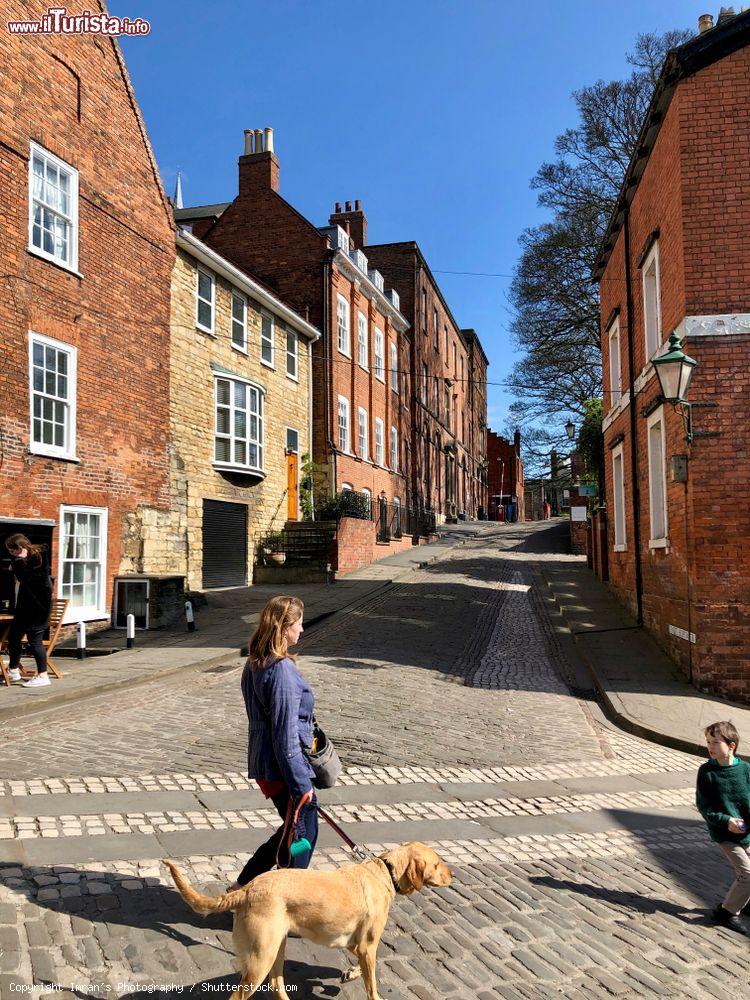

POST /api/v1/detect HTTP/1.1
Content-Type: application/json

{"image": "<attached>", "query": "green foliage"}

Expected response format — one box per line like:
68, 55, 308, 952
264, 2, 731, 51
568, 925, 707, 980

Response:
299, 453, 315, 522
317, 490, 372, 523
577, 398, 604, 486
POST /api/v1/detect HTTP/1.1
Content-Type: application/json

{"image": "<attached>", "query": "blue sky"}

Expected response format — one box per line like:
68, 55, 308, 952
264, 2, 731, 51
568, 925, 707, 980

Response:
114, 0, 701, 433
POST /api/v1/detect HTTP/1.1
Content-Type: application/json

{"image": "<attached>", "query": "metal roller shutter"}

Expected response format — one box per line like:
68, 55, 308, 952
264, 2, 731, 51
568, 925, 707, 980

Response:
202, 500, 248, 588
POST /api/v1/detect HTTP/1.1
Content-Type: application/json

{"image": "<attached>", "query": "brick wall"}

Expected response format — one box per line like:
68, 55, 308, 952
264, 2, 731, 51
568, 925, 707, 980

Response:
487, 429, 524, 520
332, 516, 418, 577
0, 1, 174, 621
599, 38, 750, 700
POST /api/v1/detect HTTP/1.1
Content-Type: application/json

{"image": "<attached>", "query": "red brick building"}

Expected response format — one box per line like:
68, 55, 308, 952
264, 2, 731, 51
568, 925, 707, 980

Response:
364, 245, 489, 521
0, 1, 175, 626
175, 132, 411, 528
595, 10, 750, 700
487, 429, 524, 521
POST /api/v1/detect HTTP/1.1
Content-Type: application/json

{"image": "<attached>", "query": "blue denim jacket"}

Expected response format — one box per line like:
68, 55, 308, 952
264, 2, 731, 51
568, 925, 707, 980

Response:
242, 657, 315, 798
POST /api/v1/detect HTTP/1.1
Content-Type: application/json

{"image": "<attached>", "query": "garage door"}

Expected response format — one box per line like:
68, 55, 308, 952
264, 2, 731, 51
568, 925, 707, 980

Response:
202, 500, 248, 588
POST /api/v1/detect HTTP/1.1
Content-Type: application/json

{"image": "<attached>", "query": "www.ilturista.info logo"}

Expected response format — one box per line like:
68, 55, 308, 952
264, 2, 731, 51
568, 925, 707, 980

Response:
7, 7, 151, 35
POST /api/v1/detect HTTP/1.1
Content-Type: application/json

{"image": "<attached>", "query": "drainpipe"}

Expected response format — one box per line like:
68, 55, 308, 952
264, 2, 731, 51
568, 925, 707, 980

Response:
622, 207, 644, 625
307, 337, 314, 515
322, 252, 337, 494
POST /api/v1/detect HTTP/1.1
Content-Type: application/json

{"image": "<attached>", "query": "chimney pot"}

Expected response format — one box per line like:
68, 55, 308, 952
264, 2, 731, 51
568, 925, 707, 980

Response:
264, 127, 274, 153
254, 129, 264, 153
355, 199, 362, 211
698, 12, 714, 31
335, 202, 342, 213
345, 200, 352, 212
244, 129, 254, 155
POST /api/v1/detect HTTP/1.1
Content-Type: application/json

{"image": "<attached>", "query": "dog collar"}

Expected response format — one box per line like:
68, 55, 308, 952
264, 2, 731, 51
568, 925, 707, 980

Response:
379, 858, 403, 895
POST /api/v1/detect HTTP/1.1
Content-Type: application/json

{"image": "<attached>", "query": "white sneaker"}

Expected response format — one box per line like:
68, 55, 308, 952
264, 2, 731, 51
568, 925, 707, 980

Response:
7, 668, 22, 682
22, 674, 51, 689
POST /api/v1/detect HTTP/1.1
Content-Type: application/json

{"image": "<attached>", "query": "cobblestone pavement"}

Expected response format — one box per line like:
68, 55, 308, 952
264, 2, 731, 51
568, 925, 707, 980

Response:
1, 521, 749, 999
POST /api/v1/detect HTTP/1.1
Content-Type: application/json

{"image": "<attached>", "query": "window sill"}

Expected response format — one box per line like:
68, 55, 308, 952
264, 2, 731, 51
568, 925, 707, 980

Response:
649, 537, 669, 550
196, 324, 216, 337
28, 447, 80, 463
285, 373, 300, 383
358, 363, 369, 373
231, 342, 248, 355
374, 374, 385, 384
27, 246, 83, 279
213, 462, 266, 479
260, 359, 275, 370
613, 543, 627, 553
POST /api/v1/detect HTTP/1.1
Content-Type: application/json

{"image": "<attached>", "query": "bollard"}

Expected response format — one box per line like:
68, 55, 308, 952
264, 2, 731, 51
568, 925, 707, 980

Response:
185, 600, 196, 632
126, 613, 135, 649
77, 620, 86, 660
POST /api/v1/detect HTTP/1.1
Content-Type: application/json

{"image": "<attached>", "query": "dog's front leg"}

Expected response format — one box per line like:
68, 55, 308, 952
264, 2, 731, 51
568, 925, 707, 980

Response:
355, 945, 382, 1000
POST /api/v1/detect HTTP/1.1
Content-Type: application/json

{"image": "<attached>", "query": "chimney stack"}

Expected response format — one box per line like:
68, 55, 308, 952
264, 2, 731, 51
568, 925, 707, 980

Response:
328, 199, 368, 250
239, 127, 280, 195
698, 12, 714, 31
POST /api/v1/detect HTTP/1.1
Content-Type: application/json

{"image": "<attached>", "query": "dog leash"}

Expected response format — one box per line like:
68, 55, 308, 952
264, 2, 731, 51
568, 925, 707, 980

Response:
316, 804, 377, 862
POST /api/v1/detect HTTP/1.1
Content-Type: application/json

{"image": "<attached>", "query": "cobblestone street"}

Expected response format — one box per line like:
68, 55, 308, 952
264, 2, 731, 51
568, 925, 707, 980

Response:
1, 521, 749, 999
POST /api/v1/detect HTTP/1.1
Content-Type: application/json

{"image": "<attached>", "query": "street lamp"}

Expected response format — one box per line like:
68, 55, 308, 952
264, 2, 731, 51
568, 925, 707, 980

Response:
565, 419, 575, 441
652, 331, 698, 443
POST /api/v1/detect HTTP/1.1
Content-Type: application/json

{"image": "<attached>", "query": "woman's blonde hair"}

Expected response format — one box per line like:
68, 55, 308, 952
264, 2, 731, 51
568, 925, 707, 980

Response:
248, 595, 304, 669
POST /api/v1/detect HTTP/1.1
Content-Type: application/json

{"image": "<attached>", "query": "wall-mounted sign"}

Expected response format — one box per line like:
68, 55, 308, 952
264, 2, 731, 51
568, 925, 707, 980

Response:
571, 506, 588, 522
578, 485, 597, 496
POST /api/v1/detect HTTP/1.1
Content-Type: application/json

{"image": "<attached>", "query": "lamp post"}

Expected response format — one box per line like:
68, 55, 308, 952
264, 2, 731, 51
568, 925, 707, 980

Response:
652, 331, 698, 443
652, 329, 699, 684
565, 419, 575, 441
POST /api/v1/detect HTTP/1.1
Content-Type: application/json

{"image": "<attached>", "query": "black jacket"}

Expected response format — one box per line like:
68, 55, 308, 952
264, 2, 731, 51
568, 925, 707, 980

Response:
11, 549, 53, 625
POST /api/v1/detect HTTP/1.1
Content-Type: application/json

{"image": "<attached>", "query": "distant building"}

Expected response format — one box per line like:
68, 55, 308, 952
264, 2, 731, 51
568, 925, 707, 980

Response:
595, 9, 750, 701
487, 429, 524, 521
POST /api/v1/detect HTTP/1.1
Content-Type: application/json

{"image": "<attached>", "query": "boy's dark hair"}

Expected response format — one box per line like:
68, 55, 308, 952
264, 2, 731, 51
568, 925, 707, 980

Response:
704, 721, 740, 750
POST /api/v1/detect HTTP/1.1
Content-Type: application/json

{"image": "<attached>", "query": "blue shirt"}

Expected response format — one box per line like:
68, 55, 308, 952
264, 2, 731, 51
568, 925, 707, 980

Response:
241, 657, 315, 798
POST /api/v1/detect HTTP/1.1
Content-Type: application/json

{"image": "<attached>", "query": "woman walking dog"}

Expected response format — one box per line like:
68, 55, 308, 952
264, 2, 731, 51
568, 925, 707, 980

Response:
230, 595, 319, 889
4, 533, 53, 689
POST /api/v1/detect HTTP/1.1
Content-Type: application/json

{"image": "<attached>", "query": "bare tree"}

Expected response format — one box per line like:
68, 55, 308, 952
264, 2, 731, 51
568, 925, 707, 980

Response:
508, 29, 692, 471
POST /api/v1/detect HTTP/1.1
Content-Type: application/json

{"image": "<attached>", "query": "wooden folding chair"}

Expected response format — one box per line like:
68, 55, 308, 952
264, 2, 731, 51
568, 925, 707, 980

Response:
15, 599, 69, 681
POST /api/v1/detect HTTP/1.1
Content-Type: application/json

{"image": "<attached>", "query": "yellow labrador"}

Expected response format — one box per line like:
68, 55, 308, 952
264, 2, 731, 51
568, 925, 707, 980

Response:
167, 841, 452, 999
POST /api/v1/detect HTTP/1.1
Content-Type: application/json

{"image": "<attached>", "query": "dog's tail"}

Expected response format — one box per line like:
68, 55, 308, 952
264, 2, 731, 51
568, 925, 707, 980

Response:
165, 861, 245, 915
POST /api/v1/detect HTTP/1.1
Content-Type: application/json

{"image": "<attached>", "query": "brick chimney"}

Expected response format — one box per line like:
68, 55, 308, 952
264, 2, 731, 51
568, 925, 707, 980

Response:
514, 426, 521, 456
329, 199, 367, 249
239, 127, 279, 196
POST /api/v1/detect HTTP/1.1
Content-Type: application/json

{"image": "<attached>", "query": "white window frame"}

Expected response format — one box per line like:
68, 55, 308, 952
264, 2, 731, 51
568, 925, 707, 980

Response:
390, 426, 398, 471
196, 267, 215, 334
646, 407, 668, 548
28, 142, 79, 273
231, 291, 248, 352
337, 395, 350, 453
260, 310, 275, 368
608, 317, 622, 406
611, 443, 627, 551
341, 482, 353, 492
58, 504, 108, 624
337, 294, 351, 357
374, 329, 385, 382
357, 311, 368, 369
375, 418, 384, 466
642, 241, 662, 361
286, 427, 300, 454
28, 331, 77, 461
433, 308, 439, 350
390, 342, 399, 393
213, 374, 265, 474
357, 407, 368, 460
286, 329, 299, 381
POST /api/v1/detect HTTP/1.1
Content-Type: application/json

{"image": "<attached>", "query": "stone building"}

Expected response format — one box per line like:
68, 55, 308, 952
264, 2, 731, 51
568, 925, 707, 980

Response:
0, 1, 175, 626
364, 245, 489, 521
487, 429, 524, 522
157, 231, 319, 591
175, 132, 411, 530
595, 9, 750, 700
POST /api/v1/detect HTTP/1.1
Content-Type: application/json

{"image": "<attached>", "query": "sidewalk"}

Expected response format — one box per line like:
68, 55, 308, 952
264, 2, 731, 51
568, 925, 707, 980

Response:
0, 523, 497, 723
542, 555, 750, 756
